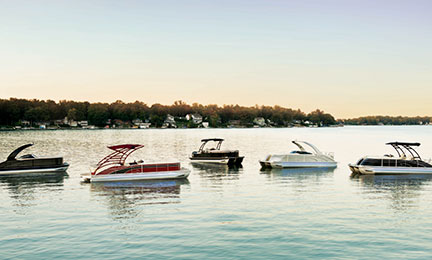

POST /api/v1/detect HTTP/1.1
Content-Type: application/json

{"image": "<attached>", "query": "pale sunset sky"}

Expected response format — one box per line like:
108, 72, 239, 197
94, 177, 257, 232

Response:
1, 0, 431, 118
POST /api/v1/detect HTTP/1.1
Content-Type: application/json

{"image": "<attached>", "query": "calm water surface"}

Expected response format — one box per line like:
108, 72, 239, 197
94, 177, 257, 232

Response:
1, 126, 432, 259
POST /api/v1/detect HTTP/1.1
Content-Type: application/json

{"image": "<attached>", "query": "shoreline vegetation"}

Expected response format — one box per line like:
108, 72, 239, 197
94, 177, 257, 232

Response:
0, 98, 430, 130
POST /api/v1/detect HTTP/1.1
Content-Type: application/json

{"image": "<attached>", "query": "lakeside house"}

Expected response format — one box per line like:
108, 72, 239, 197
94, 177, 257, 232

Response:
186, 113, 203, 124
163, 114, 177, 128
228, 120, 242, 128
139, 123, 151, 129
132, 119, 143, 125
130, 119, 151, 128
253, 117, 266, 127
78, 121, 88, 127
20, 120, 30, 126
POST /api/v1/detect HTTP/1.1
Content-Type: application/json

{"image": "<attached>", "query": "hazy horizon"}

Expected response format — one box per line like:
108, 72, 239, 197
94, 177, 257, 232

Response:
1, 0, 431, 118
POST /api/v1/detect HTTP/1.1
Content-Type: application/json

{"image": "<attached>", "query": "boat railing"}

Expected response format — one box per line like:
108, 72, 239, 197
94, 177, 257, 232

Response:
325, 152, 334, 159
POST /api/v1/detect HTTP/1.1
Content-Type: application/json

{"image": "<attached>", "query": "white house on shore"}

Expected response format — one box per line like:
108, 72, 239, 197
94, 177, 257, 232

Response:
186, 113, 203, 124
139, 123, 151, 129
78, 121, 88, 127
163, 114, 177, 128
132, 119, 143, 125
253, 117, 266, 127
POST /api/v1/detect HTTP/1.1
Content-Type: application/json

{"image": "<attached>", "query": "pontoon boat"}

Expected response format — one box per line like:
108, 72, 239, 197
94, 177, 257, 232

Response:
81, 144, 190, 182
0, 144, 69, 176
349, 142, 432, 175
260, 141, 337, 169
190, 138, 244, 165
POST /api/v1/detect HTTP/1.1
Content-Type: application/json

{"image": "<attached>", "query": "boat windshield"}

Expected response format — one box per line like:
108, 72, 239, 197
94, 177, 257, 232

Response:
359, 158, 432, 168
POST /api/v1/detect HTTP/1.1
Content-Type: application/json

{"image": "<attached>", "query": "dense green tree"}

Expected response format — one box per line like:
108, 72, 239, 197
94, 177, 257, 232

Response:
24, 107, 50, 123
88, 103, 109, 126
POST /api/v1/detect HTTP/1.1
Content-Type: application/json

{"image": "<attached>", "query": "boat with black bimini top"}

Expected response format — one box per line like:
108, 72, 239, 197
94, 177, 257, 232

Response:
190, 138, 244, 165
349, 142, 432, 175
0, 144, 69, 177
81, 144, 190, 183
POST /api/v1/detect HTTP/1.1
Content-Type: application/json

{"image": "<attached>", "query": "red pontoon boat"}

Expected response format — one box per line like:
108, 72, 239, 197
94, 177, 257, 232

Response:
81, 144, 190, 182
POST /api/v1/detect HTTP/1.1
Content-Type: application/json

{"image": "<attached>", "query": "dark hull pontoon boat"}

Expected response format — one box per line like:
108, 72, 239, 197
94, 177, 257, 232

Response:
0, 144, 69, 176
190, 138, 244, 166
349, 142, 432, 175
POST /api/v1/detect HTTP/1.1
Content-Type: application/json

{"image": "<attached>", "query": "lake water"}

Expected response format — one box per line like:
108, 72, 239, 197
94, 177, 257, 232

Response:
1, 126, 432, 259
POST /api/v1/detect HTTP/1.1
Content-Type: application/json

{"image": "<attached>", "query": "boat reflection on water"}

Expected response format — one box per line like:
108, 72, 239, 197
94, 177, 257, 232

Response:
350, 173, 432, 211
261, 167, 335, 194
0, 172, 67, 211
88, 179, 190, 219
261, 167, 336, 180
0, 172, 67, 191
350, 172, 432, 186
191, 162, 242, 178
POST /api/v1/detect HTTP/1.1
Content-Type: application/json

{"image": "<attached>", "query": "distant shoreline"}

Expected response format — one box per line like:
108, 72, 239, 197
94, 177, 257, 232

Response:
1, 98, 430, 129
2, 124, 431, 132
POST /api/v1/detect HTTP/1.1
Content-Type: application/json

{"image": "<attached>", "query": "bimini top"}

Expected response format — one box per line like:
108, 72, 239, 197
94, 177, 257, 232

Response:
386, 142, 422, 160
108, 144, 143, 151
93, 144, 144, 175
7, 143, 33, 161
201, 138, 224, 142
386, 142, 420, 147
198, 138, 225, 152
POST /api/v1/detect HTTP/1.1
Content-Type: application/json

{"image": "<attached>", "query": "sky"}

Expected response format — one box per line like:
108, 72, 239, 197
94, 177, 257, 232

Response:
1, 0, 431, 118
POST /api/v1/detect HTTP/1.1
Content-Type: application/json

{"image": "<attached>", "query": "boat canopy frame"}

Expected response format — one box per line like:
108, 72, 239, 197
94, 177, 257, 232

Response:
93, 144, 144, 175
7, 143, 34, 160
292, 141, 323, 155
199, 138, 224, 152
386, 142, 422, 160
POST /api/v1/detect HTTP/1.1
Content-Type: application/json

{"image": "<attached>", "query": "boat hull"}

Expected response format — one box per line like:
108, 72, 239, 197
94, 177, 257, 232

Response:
0, 164, 69, 177
83, 168, 190, 182
190, 157, 244, 165
349, 164, 432, 175
260, 161, 337, 169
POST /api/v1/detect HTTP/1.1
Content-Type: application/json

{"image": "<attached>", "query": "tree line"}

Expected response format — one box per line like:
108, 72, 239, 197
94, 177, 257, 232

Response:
0, 98, 337, 127
341, 116, 431, 125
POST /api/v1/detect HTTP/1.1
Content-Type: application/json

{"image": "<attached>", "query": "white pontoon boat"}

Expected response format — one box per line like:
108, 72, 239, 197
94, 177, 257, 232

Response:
260, 141, 337, 169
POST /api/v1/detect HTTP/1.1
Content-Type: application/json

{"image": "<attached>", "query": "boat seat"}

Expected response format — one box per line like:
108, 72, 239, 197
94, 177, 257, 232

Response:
19, 154, 37, 159
290, 151, 312, 155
